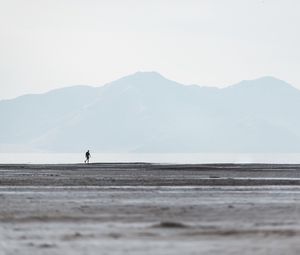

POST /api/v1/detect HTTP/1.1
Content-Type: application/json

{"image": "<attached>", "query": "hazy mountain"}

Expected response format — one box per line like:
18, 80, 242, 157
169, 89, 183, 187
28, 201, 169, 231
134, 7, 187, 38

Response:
1, 72, 300, 153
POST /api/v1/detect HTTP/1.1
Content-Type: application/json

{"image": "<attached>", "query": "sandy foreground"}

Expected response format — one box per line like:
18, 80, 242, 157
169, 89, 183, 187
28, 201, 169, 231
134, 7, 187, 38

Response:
1, 163, 300, 255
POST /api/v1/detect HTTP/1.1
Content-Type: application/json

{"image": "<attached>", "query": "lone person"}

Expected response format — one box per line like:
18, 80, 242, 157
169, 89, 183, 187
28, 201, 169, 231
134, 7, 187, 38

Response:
84, 150, 91, 164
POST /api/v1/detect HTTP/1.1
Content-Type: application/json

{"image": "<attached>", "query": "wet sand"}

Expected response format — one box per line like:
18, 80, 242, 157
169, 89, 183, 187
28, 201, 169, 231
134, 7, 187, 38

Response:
1, 163, 300, 254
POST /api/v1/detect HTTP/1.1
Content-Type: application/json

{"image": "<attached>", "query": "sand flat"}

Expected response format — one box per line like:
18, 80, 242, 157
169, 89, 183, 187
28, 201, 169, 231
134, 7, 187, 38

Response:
1, 163, 300, 254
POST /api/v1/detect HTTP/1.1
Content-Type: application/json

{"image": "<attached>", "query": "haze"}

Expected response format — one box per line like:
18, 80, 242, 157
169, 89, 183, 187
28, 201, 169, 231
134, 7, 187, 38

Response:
1, 0, 299, 100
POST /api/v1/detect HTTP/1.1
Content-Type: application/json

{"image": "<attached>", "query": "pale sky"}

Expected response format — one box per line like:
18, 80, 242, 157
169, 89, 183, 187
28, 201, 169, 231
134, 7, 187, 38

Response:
0, 0, 299, 99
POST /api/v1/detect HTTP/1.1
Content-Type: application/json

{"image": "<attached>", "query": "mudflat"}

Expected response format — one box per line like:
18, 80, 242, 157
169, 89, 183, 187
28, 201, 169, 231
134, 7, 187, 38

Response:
1, 163, 300, 254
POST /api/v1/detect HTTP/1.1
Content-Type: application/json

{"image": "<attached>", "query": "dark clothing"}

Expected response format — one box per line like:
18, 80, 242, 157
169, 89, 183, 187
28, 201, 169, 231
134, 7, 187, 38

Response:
85, 151, 91, 163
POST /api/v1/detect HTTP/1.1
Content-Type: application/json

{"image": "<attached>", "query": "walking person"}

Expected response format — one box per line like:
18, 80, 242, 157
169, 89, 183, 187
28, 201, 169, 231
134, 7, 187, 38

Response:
84, 150, 91, 164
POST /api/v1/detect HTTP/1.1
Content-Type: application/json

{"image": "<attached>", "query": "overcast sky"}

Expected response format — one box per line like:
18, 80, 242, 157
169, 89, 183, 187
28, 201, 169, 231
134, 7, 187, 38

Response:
0, 0, 299, 99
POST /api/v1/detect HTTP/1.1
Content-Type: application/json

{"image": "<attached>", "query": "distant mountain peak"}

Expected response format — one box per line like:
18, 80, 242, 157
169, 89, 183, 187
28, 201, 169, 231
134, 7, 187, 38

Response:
121, 71, 168, 82
250, 76, 289, 85
228, 76, 297, 92
133, 71, 164, 77
104, 71, 181, 90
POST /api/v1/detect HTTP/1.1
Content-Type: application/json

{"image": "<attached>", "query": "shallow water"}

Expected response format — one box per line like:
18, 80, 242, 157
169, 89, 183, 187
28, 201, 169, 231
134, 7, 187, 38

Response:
1, 153, 300, 164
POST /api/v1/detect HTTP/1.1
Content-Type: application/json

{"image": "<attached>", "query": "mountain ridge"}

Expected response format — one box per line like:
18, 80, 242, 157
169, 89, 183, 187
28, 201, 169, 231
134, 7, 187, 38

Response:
4, 73, 298, 103
1, 72, 300, 153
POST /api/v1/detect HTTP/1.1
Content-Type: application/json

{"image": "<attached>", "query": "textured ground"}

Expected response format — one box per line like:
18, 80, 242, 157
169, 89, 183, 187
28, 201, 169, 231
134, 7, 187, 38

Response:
1, 163, 300, 255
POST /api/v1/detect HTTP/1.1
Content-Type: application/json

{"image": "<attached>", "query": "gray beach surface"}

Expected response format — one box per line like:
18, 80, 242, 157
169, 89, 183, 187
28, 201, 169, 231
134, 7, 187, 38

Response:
1, 163, 300, 254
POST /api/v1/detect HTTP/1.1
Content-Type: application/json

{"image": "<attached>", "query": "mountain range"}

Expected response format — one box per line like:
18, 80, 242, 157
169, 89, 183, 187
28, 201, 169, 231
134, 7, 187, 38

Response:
1, 71, 300, 153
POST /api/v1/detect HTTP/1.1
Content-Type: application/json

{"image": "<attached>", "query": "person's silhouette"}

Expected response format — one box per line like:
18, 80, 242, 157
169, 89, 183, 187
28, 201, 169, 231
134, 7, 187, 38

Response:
84, 150, 91, 163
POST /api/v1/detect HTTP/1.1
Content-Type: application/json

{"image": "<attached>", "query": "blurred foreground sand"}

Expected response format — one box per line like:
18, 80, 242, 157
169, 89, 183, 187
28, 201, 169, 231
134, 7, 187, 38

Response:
1, 163, 300, 255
